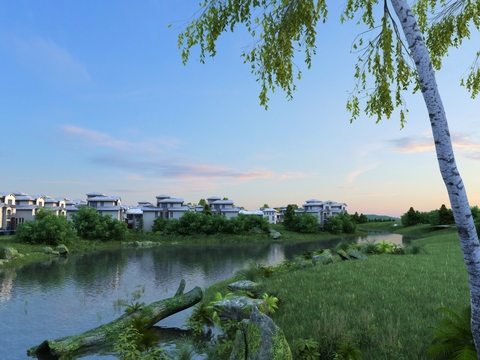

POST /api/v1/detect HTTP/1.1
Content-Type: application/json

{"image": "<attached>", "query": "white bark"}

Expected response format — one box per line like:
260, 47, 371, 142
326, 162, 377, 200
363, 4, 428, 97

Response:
390, 0, 480, 356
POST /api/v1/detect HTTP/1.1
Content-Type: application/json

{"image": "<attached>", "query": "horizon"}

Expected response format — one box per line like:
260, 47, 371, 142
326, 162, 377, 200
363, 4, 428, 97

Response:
1, 1, 479, 219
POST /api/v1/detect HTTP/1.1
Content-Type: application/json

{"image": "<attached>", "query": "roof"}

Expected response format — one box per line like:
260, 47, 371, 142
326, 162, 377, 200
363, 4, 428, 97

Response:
86, 191, 106, 196
96, 206, 123, 211
88, 196, 121, 201
212, 200, 234, 205
262, 208, 278, 213
126, 208, 143, 215
305, 198, 322, 203
207, 196, 221, 201
158, 198, 184, 203
15, 205, 38, 210
155, 194, 170, 198
15, 195, 35, 201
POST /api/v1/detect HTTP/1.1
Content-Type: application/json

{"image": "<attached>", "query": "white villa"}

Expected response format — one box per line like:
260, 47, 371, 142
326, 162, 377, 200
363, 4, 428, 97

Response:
294, 199, 347, 225
0, 189, 347, 233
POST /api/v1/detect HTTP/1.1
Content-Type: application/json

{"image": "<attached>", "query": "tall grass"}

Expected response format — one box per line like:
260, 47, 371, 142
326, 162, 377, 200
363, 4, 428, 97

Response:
203, 230, 470, 359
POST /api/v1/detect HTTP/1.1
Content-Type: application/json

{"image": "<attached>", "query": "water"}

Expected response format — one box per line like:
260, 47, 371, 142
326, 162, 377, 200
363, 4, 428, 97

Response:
0, 234, 404, 360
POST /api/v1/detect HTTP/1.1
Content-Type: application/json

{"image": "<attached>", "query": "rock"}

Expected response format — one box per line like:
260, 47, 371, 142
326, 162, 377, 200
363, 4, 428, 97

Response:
229, 306, 292, 360
269, 230, 281, 239
0, 260, 5, 266
0, 247, 18, 260
249, 226, 264, 234
337, 249, 351, 261
312, 251, 333, 265
56, 244, 69, 255
213, 296, 268, 322
42, 247, 53, 254
228, 281, 264, 298
51, 251, 60, 256
347, 248, 367, 260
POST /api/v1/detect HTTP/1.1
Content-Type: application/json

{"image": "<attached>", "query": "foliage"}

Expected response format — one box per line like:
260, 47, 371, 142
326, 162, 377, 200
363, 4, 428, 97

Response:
325, 215, 344, 235
71, 206, 127, 241
262, 293, 279, 314
15, 208, 76, 246
427, 305, 476, 360
172, 336, 197, 360
289, 213, 319, 233
114, 324, 169, 360
293, 338, 320, 360
283, 204, 297, 230
401, 207, 423, 227
153, 211, 269, 236
335, 341, 362, 360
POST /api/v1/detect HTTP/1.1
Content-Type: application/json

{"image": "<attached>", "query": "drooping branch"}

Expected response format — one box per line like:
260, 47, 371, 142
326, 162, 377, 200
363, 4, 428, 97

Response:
27, 280, 203, 359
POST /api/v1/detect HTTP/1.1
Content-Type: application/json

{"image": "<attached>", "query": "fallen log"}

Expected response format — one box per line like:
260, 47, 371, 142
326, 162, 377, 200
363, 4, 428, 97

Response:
27, 279, 203, 359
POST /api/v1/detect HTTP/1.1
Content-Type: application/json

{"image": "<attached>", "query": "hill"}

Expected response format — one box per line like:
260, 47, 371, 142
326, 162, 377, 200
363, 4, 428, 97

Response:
365, 214, 400, 221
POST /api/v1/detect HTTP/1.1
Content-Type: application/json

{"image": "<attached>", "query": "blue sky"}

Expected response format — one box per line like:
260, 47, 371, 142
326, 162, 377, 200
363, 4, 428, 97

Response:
1, 1, 479, 217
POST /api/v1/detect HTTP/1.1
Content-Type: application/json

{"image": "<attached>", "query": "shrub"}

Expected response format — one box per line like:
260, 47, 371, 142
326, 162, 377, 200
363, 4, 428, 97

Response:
71, 206, 127, 241
15, 208, 76, 246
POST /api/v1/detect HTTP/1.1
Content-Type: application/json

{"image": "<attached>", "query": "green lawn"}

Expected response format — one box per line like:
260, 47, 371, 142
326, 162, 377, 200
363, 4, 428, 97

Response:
202, 227, 470, 359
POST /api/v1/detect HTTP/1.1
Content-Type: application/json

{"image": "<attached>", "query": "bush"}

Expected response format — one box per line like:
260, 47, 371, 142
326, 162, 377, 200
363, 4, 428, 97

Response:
15, 208, 76, 246
71, 206, 127, 241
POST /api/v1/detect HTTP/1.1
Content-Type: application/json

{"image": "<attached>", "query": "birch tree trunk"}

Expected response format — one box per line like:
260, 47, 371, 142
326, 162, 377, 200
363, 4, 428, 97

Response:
390, 0, 480, 356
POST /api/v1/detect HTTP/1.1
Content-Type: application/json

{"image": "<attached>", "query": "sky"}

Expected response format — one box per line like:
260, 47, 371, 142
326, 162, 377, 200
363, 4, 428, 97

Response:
1, 1, 479, 218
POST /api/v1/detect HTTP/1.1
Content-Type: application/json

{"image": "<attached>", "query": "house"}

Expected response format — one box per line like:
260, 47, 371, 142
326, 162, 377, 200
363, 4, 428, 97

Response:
297, 199, 347, 225
261, 208, 280, 224
86, 192, 124, 221
14, 195, 38, 225
0, 192, 16, 230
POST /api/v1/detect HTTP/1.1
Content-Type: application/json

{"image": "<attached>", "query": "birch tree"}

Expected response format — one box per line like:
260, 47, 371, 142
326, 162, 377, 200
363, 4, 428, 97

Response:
177, 0, 480, 356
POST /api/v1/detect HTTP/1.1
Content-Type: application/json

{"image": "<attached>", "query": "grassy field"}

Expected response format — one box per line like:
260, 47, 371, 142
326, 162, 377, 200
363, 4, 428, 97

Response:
202, 224, 470, 359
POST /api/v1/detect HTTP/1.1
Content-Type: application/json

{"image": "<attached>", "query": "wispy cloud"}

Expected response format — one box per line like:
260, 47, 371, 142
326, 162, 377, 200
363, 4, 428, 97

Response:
2, 34, 91, 84
345, 164, 378, 183
279, 172, 309, 179
390, 132, 480, 159
40, 180, 90, 185
60, 125, 276, 182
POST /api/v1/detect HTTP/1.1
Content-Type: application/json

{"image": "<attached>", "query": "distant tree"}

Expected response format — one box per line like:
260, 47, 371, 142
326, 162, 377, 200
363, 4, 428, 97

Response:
289, 213, 318, 233
351, 212, 360, 224
222, 197, 229, 200
71, 206, 127, 241
198, 199, 207, 206
324, 216, 343, 235
203, 203, 213, 216
260, 203, 270, 210
401, 207, 421, 227
438, 204, 455, 225
358, 214, 369, 224
283, 204, 296, 230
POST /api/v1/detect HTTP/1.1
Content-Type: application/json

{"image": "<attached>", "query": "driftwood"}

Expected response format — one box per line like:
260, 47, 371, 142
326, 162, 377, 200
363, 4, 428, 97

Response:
27, 279, 203, 359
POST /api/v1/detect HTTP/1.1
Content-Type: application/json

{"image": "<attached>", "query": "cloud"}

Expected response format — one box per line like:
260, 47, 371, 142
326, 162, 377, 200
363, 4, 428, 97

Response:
390, 132, 480, 159
61, 125, 183, 152
279, 172, 309, 179
345, 164, 378, 183
2, 34, 91, 84
40, 180, 90, 185
60, 125, 275, 182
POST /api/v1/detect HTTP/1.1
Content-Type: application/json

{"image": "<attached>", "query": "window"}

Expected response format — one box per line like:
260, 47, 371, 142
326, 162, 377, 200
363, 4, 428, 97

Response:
90, 202, 97, 208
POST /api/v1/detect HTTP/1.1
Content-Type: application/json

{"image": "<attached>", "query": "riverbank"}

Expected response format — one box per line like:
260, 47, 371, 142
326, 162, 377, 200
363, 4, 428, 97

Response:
201, 222, 468, 359
0, 225, 367, 270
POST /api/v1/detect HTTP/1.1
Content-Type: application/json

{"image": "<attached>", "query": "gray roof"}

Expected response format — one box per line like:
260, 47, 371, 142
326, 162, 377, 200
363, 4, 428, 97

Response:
158, 198, 184, 203
15, 195, 35, 201
96, 206, 123, 211
86, 191, 106, 196
15, 205, 38, 210
155, 194, 170, 198
212, 200, 234, 205
207, 196, 221, 201
88, 196, 121, 201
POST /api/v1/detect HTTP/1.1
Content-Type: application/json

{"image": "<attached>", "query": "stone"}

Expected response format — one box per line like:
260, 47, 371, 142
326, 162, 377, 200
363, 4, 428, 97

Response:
269, 230, 281, 239
337, 249, 351, 261
229, 306, 292, 360
56, 244, 69, 255
213, 296, 268, 322
0, 247, 18, 260
347, 248, 367, 260
228, 281, 264, 298
312, 251, 333, 265
42, 247, 53, 254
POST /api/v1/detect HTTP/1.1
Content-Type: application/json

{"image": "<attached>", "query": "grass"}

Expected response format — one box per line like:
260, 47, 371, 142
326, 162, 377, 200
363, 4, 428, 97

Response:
201, 227, 470, 359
